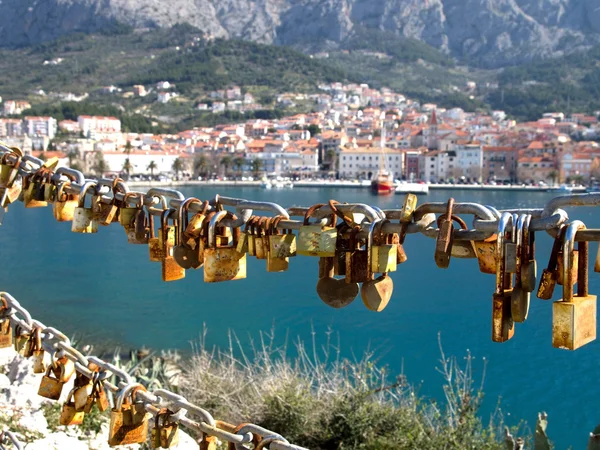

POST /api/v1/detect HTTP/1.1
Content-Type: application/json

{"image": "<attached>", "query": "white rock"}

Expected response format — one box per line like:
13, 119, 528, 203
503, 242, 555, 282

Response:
0, 373, 11, 389
18, 409, 48, 435
177, 429, 198, 448
25, 432, 89, 450
0, 346, 17, 369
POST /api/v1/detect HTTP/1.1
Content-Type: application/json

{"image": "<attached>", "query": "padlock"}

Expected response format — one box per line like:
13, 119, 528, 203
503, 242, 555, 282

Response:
361, 273, 394, 312
59, 388, 85, 426
552, 221, 597, 350
520, 215, 537, 292
95, 178, 126, 225
254, 217, 269, 260
72, 181, 99, 233
119, 192, 143, 230
0, 298, 12, 349
297, 204, 338, 257
173, 198, 202, 269
441, 215, 477, 259
504, 213, 519, 273
557, 246, 578, 286
371, 220, 397, 274
395, 223, 408, 264
316, 256, 358, 308
204, 211, 247, 283
23, 174, 48, 208
492, 213, 515, 343
333, 223, 352, 276
128, 208, 150, 244
84, 371, 109, 413
160, 209, 185, 282
0, 152, 21, 187
511, 214, 530, 323
595, 243, 600, 273
73, 371, 94, 412
151, 408, 179, 449
38, 356, 74, 400
537, 225, 567, 300
199, 432, 218, 450
246, 216, 258, 257
266, 216, 296, 272
0, 179, 22, 208
14, 325, 33, 357
400, 193, 418, 223
345, 225, 372, 284
434, 198, 454, 268
30, 327, 46, 374
108, 384, 149, 446
268, 215, 297, 259
53, 181, 79, 222
149, 210, 164, 262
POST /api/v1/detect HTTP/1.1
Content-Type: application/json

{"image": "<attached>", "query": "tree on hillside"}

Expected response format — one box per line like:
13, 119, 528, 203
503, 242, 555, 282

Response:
220, 156, 232, 176
547, 170, 558, 186
250, 158, 263, 178
122, 158, 133, 180
125, 140, 133, 155
147, 160, 157, 178
194, 155, 208, 178
233, 156, 245, 177
92, 153, 108, 177
172, 158, 184, 180
306, 124, 321, 137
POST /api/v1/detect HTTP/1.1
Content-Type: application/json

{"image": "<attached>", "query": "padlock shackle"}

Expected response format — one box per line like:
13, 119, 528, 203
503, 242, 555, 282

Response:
114, 382, 144, 410
145, 188, 185, 203
53, 167, 85, 185
495, 212, 513, 294
563, 220, 586, 301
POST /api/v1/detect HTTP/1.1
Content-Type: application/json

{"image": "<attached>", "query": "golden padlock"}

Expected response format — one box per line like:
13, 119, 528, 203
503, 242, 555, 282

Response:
150, 408, 179, 449
491, 213, 515, 343
119, 192, 143, 230
371, 220, 398, 274
0, 152, 21, 187
73, 372, 94, 412
14, 325, 33, 357
552, 222, 597, 350
59, 388, 85, 426
266, 217, 290, 273
53, 181, 79, 222
297, 203, 338, 257
204, 211, 246, 283
108, 384, 149, 446
160, 208, 185, 282
30, 327, 46, 374
38, 355, 74, 400
253, 217, 269, 260
72, 181, 99, 233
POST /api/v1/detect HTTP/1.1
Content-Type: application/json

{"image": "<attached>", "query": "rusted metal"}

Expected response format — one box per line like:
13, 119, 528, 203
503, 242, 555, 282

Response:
361, 274, 394, 312
434, 198, 455, 268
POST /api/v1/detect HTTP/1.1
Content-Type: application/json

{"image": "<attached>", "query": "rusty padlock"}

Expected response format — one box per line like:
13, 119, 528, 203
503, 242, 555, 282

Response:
203, 211, 246, 283
552, 221, 597, 350
59, 388, 85, 426
537, 225, 567, 300
108, 384, 149, 446
511, 214, 530, 323
434, 198, 454, 268
150, 408, 179, 449
297, 203, 338, 257
160, 208, 185, 282
520, 214, 537, 292
0, 298, 12, 349
316, 256, 359, 308
31, 327, 46, 374
266, 217, 290, 273
72, 181, 99, 233
53, 181, 79, 222
38, 355, 75, 400
492, 213, 515, 343
173, 198, 203, 269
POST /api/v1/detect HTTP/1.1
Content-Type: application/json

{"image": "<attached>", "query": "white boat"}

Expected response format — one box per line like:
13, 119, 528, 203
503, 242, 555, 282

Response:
394, 181, 429, 195
261, 181, 272, 189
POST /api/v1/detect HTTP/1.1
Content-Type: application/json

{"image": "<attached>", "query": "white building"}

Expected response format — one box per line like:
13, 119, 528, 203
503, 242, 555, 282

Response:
454, 143, 483, 181
78, 116, 121, 138
420, 150, 456, 183
3, 101, 31, 116
23, 116, 57, 139
99, 151, 183, 175
338, 147, 404, 179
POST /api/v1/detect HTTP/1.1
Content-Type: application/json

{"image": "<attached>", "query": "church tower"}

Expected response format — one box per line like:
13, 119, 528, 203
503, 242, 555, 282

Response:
427, 110, 438, 150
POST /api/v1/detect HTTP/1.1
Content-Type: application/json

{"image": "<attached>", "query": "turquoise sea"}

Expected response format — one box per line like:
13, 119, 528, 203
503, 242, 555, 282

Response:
1, 186, 599, 448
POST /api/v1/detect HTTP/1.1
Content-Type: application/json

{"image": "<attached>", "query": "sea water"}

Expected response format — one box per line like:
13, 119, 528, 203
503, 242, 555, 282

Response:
0, 186, 598, 448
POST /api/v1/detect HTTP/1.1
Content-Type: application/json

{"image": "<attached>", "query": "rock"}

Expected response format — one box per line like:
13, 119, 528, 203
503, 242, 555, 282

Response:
18, 409, 49, 435
178, 429, 199, 448
25, 433, 89, 450
0, 0, 599, 66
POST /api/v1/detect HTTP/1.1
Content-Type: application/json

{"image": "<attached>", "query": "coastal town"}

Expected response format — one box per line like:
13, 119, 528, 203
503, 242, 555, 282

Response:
1, 81, 600, 188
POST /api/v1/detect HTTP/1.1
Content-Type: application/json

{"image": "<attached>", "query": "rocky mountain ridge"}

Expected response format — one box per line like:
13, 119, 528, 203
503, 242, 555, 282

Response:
0, 0, 599, 67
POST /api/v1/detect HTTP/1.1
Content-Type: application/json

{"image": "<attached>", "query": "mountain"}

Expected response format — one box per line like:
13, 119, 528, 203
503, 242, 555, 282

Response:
1, 0, 600, 67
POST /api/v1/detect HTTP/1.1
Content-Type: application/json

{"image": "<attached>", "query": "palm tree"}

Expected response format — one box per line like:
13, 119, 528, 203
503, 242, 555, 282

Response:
122, 158, 133, 180
233, 156, 245, 177
220, 156, 232, 177
147, 161, 157, 178
326, 148, 337, 172
194, 155, 208, 178
172, 158, 184, 180
547, 170, 558, 186
250, 158, 263, 178
125, 140, 133, 156
92, 154, 108, 176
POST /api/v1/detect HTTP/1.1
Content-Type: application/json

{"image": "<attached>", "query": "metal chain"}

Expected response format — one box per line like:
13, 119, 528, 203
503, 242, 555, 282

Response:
0, 431, 22, 450
0, 292, 307, 450
3, 149, 600, 243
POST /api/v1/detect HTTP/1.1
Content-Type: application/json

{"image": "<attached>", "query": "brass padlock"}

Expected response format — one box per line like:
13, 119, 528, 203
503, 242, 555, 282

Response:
59, 388, 85, 426
400, 193, 418, 223
95, 178, 126, 225
128, 208, 150, 244
73, 371, 94, 412
72, 181, 99, 233
160, 209, 185, 282
204, 211, 247, 283
254, 217, 269, 260
511, 214, 530, 323
246, 216, 258, 257
552, 221, 597, 350
119, 192, 143, 230
38, 356, 75, 400
361, 273, 394, 312
504, 213, 519, 273
14, 325, 33, 357
537, 225, 567, 300
434, 198, 454, 268
557, 247, 578, 286
31, 327, 46, 374
0, 152, 21, 188
53, 181, 79, 222
266, 217, 293, 273
108, 384, 149, 446
84, 371, 109, 413
520, 215, 537, 293
371, 220, 397, 274
444, 215, 477, 259
492, 213, 515, 343
0, 298, 12, 349
595, 243, 600, 273
173, 198, 203, 269
151, 408, 179, 449
149, 209, 166, 263
297, 204, 338, 257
